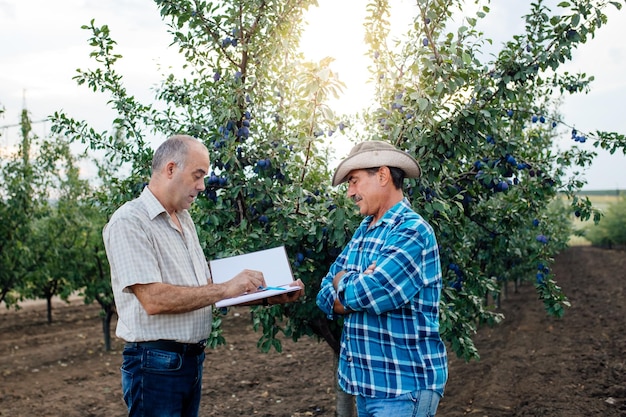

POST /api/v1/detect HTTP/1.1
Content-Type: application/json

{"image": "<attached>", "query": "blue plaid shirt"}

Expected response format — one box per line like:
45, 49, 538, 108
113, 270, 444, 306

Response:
317, 198, 448, 398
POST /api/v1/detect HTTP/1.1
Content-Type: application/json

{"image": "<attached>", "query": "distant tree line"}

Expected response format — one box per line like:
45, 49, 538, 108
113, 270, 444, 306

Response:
0, 110, 115, 350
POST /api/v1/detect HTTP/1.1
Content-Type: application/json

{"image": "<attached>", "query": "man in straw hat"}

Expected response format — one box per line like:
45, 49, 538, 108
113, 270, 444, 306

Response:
316, 140, 448, 416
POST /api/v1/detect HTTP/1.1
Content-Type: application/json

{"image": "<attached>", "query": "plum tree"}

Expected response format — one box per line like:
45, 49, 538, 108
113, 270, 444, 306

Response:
50, 0, 625, 386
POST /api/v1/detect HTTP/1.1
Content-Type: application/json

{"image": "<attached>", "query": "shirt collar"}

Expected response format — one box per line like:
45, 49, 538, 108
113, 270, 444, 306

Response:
364, 197, 412, 230
140, 186, 168, 220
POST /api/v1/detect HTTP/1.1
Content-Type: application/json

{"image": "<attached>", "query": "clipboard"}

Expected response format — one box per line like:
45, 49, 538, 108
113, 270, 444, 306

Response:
209, 246, 300, 308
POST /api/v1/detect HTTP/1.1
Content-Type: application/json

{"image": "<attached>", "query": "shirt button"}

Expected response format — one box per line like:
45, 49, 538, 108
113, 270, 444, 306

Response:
347, 356, 352, 362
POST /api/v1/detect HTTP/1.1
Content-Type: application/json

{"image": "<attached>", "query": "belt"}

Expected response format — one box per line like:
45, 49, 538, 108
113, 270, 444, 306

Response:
125, 340, 207, 356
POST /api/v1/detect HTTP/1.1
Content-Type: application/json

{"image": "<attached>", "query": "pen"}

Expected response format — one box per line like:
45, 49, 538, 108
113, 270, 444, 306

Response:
258, 285, 286, 291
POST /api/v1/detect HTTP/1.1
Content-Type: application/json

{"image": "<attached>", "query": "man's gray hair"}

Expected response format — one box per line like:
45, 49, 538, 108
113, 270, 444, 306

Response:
151, 135, 196, 173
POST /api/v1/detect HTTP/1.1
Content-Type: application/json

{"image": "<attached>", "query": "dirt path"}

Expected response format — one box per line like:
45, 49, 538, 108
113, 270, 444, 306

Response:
439, 246, 626, 416
0, 246, 624, 416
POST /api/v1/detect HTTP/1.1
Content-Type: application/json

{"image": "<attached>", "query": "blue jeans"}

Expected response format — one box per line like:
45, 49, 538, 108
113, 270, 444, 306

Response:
121, 344, 205, 417
356, 390, 441, 417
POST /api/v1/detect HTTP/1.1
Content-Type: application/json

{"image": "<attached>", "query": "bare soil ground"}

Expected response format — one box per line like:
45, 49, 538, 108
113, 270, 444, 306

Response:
0, 246, 625, 417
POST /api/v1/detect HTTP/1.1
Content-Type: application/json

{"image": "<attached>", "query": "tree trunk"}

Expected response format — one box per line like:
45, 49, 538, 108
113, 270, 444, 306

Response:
46, 295, 53, 324
334, 352, 355, 417
102, 307, 115, 351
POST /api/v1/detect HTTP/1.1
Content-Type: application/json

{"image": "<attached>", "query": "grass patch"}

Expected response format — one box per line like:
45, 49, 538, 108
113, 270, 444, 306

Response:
563, 190, 625, 246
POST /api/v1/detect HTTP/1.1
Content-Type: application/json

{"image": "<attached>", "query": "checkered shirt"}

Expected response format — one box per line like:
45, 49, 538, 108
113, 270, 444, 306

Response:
103, 187, 212, 343
316, 198, 448, 397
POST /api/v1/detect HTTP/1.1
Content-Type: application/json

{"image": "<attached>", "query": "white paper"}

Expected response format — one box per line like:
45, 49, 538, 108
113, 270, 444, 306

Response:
209, 246, 299, 308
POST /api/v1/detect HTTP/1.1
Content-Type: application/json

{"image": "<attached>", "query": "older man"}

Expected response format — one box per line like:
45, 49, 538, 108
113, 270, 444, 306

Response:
316, 141, 448, 417
103, 134, 303, 417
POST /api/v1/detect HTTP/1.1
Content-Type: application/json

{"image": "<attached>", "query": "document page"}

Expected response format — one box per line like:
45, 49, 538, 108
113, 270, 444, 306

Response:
209, 246, 300, 308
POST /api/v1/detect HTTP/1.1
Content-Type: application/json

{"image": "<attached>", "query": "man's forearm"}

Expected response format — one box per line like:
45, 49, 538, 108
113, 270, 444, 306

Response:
333, 297, 351, 314
131, 282, 226, 315
332, 270, 346, 290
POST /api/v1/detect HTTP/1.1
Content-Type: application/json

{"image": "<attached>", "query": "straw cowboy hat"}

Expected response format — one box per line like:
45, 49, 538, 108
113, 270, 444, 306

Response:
332, 140, 421, 186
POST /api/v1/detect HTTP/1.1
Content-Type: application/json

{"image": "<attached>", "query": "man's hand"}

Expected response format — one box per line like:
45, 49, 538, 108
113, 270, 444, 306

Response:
220, 269, 266, 299
265, 279, 305, 305
364, 261, 376, 275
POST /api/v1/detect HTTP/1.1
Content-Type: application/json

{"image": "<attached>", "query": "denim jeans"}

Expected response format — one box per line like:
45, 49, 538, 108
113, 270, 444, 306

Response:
356, 390, 442, 417
121, 344, 205, 417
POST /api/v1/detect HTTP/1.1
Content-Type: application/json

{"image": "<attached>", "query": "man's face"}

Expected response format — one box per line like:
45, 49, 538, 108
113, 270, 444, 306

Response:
346, 168, 384, 218
171, 144, 210, 211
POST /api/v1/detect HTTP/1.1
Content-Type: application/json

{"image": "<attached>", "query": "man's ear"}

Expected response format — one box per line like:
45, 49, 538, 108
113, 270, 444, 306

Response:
165, 161, 177, 178
378, 166, 391, 185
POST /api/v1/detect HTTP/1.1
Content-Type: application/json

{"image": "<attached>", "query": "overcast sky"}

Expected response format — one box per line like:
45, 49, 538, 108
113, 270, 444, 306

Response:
1, 0, 625, 190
